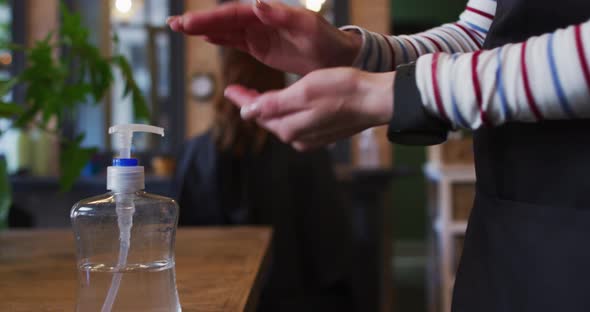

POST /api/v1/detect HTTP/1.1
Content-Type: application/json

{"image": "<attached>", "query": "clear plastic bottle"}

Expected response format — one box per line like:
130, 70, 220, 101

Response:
71, 124, 181, 312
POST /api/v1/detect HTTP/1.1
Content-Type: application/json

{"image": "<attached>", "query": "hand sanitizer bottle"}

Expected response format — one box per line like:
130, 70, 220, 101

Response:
71, 124, 181, 312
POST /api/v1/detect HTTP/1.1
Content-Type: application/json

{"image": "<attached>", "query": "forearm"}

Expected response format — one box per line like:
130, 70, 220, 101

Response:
416, 19, 590, 129
342, 0, 496, 72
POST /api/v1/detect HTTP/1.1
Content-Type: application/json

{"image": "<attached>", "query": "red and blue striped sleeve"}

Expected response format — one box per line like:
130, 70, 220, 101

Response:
341, 0, 496, 72
416, 19, 590, 129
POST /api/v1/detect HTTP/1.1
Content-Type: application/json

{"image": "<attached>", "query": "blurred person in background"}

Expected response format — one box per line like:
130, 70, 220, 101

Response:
174, 48, 357, 311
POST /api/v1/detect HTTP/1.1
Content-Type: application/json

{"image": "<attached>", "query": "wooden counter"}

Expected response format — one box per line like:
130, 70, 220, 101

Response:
0, 227, 271, 312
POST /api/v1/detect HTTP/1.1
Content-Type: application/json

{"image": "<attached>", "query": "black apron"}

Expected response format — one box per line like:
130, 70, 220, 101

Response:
452, 1, 590, 311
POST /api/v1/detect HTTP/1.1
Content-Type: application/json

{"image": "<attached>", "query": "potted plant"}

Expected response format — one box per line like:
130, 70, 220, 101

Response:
0, 4, 150, 230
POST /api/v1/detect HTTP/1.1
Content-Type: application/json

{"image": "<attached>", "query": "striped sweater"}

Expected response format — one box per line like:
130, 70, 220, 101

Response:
342, 0, 590, 129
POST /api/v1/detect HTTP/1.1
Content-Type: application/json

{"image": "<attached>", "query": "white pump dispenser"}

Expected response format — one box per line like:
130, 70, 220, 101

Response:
106, 124, 164, 192
109, 124, 165, 159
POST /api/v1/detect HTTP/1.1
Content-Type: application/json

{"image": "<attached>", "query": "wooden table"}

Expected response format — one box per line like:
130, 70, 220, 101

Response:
0, 227, 271, 312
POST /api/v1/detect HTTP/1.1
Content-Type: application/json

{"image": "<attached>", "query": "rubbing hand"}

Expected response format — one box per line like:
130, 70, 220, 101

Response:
224, 68, 395, 151
167, 1, 362, 76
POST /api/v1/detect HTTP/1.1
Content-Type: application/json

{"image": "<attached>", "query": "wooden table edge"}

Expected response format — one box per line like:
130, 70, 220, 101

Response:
243, 229, 272, 312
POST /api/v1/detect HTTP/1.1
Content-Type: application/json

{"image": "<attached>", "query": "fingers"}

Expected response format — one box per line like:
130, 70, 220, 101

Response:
292, 141, 325, 152
167, 16, 183, 32
203, 31, 246, 43
203, 35, 249, 51
168, 3, 259, 35
291, 137, 341, 152
224, 85, 260, 108
226, 83, 306, 120
167, 1, 309, 35
253, 0, 308, 31
258, 110, 315, 143
267, 116, 360, 150
225, 85, 307, 142
237, 91, 281, 120
291, 123, 367, 151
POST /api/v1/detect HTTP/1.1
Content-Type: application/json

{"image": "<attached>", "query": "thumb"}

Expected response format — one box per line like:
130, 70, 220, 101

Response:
226, 83, 306, 120
224, 85, 290, 120
238, 90, 283, 120
242, 84, 306, 120
253, 0, 304, 30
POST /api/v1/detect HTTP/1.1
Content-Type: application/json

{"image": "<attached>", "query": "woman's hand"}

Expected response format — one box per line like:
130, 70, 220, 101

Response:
167, 1, 361, 76
224, 68, 395, 151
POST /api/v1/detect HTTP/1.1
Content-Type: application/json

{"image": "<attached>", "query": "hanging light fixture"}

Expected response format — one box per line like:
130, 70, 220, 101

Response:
301, 0, 326, 12
115, 0, 133, 14
112, 0, 143, 23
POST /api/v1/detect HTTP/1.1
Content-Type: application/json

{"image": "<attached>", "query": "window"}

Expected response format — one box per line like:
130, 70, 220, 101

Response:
0, 0, 26, 159
110, 0, 175, 153
0, 0, 15, 134
72, 0, 184, 154
0, 0, 12, 85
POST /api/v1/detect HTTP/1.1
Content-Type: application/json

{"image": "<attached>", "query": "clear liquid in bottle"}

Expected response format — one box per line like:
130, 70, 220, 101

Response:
76, 260, 181, 312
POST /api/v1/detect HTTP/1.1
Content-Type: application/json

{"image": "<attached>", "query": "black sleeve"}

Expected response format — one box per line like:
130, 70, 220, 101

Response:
387, 63, 451, 146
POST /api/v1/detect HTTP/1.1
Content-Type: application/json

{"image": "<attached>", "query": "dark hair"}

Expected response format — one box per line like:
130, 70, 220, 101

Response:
213, 49, 286, 156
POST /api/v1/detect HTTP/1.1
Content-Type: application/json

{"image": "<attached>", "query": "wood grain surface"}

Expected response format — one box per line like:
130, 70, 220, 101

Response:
0, 227, 271, 312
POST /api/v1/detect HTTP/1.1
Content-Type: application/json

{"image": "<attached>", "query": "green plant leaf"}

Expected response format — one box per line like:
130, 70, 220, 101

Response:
0, 77, 19, 97
112, 32, 119, 44
59, 3, 89, 47
0, 102, 24, 117
111, 55, 151, 121
61, 83, 93, 108
111, 56, 133, 91
0, 42, 26, 52
88, 58, 113, 101
0, 157, 11, 230
131, 85, 150, 121
14, 103, 39, 128
2, 3, 149, 194
59, 136, 97, 192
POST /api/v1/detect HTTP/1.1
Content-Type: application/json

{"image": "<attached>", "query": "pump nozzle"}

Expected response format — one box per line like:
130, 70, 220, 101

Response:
109, 124, 165, 159
107, 124, 165, 192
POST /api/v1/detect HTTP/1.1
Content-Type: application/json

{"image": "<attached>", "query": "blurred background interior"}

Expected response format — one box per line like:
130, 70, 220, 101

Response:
0, 0, 476, 311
